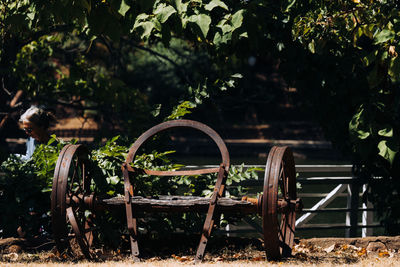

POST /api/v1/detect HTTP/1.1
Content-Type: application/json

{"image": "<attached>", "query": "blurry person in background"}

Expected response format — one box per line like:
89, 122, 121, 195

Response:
18, 105, 57, 160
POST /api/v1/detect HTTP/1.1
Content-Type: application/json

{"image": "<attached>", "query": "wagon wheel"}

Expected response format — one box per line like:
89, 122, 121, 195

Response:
51, 144, 96, 259
262, 146, 297, 260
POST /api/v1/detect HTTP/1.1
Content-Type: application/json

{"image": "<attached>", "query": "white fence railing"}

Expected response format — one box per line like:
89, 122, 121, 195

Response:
294, 165, 379, 237
186, 164, 381, 237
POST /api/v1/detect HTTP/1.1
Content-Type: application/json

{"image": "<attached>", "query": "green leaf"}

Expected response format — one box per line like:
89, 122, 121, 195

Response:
349, 106, 370, 140
357, 130, 370, 139
231, 9, 245, 30
374, 29, 395, 44
362, 50, 378, 67
154, 3, 177, 23
220, 24, 232, 35
110, 135, 120, 143
284, 0, 296, 12
134, 13, 150, 23
213, 31, 223, 46
205, 0, 228, 11
133, 21, 155, 39
378, 139, 398, 165
174, 0, 188, 14
213, 29, 231, 46
108, 176, 120, 185
378, 127, 393, 137
167, 101, 196, 120
308, 40, 315, 54
151, 104, 162, 117
118, 0, 130, 16
189, 14, 211, 39
231, 73, 243, 78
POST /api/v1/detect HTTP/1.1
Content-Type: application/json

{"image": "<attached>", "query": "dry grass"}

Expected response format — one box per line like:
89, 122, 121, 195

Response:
2, 236, 400, 266
1, 257, 400, 267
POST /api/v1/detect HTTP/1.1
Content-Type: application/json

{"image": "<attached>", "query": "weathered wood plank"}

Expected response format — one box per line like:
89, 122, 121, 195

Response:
104, 195, 252, 206
102, 195, 257, 213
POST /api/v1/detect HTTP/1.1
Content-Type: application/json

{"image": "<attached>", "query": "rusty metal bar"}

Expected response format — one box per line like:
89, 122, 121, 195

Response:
195, 164, 227, 263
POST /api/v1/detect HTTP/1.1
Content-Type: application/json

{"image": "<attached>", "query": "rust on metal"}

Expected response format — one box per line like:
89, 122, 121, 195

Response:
195, 164, 227, 263
51, 144, 94, 258
122, 120, 231, 262
122, 163, 140, 262
67, 207, 93, 259
142, 168, 221, 176
262, 146, 297, 261
125, 119, 230, 172
50, 120, 301, 263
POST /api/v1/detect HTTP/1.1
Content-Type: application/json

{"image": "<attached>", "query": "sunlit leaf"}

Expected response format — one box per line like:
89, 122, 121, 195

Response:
378, 139, 399, 165
174, 0, 188, 14
231, 73, 243, 78
135, 21, 155, 39
362, 50, 378, 67
378, 127, 393, 137
374, 29, 395, 44
154, 3, 176, 23
118, 0, 130, 16
188, 14, 211, 39
205, 0, 228, 11
231, 9, 245, 30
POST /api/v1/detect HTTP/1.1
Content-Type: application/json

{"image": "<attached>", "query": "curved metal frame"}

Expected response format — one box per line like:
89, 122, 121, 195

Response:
51, 144, 94, 258
125, 119, 230, 172
262, 146, 297, 260
122, 119, 230, 262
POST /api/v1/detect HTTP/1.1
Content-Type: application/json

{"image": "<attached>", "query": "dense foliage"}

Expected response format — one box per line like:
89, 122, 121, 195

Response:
2, 0, 400, 233
0, 135, 259, 241
284, 0, 400, 232
0, 137, 67, 238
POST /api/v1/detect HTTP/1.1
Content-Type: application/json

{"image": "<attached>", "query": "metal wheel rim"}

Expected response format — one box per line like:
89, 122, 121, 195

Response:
67, 207, 94, 259
262, 146, 296, 260
51, 144, 94, 256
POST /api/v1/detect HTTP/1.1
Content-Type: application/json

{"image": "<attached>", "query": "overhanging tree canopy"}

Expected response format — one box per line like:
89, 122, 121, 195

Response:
1, 0, 400, 232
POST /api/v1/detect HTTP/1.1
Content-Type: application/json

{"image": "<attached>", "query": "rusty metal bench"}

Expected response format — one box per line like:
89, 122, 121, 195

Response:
50, 119, 302, 262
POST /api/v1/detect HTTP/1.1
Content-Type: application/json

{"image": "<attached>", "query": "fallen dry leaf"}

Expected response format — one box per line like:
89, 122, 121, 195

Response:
324, 244, 335, 253
3, 252, 19, 261
147, 257, 162, 262
357, 248, 367, 257
171, 254, 191, 262
214, 256, 224, 262
232, 253, 241, 258
389, 45, 398, 57
378, 251, 390, 258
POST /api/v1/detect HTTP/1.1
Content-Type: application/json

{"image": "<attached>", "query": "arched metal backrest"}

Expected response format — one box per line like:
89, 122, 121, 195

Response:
125, 120, 230, 175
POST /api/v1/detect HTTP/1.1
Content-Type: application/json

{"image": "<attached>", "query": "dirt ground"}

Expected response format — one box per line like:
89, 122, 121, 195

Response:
1, 236, 400, 266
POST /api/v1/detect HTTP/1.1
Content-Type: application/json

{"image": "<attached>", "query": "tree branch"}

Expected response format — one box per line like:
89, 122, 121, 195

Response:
19, 24, 74, 49
1, 77, 11, 95
124, 39, 192, 85
33, 96, 101, 111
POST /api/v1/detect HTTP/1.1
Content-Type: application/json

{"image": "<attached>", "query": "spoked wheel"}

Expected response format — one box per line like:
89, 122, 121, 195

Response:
262, 146, 297, 260
51, 144, 96, 259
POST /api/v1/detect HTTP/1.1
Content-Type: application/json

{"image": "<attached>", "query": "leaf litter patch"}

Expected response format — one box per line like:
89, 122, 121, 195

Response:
1, 236, 400, 264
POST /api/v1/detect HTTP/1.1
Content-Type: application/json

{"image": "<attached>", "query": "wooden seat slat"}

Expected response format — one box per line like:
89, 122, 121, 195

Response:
103, 195, 255, 208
